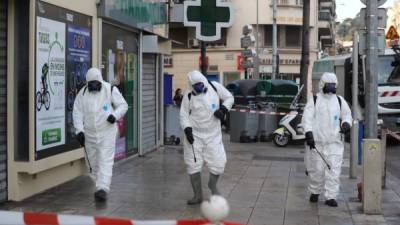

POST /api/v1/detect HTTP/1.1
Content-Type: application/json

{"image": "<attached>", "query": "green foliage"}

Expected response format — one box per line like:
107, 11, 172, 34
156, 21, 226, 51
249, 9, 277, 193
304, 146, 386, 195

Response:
336, 13, 361, 42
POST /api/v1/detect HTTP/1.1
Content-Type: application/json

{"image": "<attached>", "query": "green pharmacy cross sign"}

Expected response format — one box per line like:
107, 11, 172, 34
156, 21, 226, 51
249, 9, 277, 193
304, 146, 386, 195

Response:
184, 0, 234, 42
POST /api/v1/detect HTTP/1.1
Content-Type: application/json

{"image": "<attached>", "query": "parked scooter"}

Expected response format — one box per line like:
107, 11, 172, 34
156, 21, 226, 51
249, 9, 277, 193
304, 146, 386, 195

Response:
273, 85, 306, 147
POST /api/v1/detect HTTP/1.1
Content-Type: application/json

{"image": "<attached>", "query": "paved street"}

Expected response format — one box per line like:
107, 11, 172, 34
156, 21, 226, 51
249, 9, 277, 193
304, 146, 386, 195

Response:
1, 135, 400, 225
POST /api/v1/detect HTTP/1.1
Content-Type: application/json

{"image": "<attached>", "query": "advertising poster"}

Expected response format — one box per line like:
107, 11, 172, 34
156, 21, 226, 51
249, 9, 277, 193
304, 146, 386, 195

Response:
66, 24, 91, 140
36, 16, 66, 151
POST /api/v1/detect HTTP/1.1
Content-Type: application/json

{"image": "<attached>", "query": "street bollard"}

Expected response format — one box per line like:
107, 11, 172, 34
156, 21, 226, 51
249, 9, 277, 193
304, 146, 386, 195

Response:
362, 138, 382, 214
381, 129, 387, 189
350, 120, 359, 179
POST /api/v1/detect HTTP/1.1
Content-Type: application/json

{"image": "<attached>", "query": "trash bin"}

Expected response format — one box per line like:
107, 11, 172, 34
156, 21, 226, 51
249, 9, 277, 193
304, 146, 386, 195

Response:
258, 106, 278, 142
229, 110, 259, 143
256, 80, 298, 103
226, 79, 259, 106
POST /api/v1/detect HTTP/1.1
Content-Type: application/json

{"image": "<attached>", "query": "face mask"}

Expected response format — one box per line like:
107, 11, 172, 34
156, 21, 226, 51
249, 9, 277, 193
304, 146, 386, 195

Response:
193, 82, 205, 94
87, 81, 102, 92
323, 83, 336, 94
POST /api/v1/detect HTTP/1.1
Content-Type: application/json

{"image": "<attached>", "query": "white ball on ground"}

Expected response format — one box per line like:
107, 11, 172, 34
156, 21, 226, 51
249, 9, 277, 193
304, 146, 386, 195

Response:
201, 195, 230, 223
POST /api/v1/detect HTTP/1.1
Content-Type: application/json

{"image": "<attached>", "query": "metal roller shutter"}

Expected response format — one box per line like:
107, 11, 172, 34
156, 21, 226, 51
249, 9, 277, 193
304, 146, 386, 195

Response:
142, 54, 156, 153
0, 0, 7, 203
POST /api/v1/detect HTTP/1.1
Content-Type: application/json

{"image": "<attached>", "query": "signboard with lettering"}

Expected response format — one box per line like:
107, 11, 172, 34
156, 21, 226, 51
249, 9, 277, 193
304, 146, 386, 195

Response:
260, 58, 301, 65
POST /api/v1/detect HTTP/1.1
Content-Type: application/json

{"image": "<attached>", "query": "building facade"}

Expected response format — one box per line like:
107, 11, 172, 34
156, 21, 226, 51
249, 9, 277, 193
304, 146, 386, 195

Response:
165, 0, 336, 92
2, 0, 170, 202
319, 0, 336, 55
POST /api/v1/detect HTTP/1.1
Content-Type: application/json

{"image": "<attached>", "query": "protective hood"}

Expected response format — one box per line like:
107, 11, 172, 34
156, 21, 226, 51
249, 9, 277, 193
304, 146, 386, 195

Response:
319, 72, 338, 92
86, 68, 104, 82
187, 70, 208, 91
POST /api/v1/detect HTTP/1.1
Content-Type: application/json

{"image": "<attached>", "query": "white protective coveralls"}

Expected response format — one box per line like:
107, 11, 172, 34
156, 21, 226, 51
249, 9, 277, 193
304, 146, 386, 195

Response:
180, 71, 234, 175
73, 68, 128, 192
302, 72, 352, 200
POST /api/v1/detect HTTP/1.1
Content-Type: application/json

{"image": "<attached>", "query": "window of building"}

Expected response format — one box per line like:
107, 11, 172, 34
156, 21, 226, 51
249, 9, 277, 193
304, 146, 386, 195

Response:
277, 73, 301, 82
223, 72, 240, 85
206, 28, 227, 47
264, 25, 281, 47
285, 26, 302, 48
170, 27, 188, 48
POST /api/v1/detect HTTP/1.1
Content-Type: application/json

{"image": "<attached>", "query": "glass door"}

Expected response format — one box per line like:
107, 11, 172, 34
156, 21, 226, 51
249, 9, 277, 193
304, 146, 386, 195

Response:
101, 23, 139, 158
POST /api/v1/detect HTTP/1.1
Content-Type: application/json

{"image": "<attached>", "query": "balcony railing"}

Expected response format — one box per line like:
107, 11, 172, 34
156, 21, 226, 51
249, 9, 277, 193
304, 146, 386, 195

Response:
275, 0, 303, 7
320, 2, 334, 14
319, 11, 331, 21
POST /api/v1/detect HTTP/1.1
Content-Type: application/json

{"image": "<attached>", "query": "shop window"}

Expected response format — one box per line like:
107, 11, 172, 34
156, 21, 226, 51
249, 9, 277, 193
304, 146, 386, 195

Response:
14, 0, 30, 161
276, 73, 300, 82
260, 73, 272, 80
170, 27, 188, 48
285, 26, 302, 48
101, 23, 139, 158
223, 72, 240, 85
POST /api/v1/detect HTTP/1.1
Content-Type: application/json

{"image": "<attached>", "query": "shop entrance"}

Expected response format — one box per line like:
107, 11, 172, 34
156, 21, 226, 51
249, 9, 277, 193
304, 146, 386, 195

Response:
142, 54, 157, 153
102, 23, 139, 158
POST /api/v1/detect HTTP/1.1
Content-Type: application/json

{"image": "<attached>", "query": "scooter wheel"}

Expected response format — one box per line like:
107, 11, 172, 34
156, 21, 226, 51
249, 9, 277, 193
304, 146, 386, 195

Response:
273, 134, 290, 147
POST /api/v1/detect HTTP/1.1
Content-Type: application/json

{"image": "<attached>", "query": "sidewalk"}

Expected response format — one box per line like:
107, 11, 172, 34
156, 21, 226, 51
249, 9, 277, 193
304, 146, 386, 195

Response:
1, 135, 400, 225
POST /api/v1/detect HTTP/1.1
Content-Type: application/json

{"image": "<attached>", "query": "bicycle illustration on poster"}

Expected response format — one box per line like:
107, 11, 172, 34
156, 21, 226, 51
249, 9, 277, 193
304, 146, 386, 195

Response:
36, 16, 66, 151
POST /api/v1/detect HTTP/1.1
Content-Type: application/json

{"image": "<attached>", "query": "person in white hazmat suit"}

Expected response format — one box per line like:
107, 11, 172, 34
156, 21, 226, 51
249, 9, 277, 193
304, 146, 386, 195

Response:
180, 70, 234, 205
73, 68, 128, 202
302, 72, 352, 207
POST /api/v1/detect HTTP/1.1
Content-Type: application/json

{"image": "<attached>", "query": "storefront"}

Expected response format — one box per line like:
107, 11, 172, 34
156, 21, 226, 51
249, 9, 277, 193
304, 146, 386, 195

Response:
259, 55, 302, 83
142, 54, 157, 152
0, 0, 8, 203
141, 53, 164, 154
98, 0, 170, 157
7, 0, 99, 201
5, 0, 169, 202
101, 22, 139, 158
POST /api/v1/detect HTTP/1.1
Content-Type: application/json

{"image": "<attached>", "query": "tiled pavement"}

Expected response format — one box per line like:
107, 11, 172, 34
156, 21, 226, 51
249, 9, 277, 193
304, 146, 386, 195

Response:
1, 135, 400, 225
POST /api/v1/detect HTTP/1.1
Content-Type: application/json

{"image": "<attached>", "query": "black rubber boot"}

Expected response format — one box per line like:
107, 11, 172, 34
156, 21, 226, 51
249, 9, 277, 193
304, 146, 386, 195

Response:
309, 194, 319, 203
187, 173, 203, 205
94, 189, 107, 202
325, 199, 338, 207
208, 173, 221, 195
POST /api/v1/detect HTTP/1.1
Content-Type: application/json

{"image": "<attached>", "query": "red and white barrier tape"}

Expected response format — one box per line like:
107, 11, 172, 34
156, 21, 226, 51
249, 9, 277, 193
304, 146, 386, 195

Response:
230, 108, 289, 116
0, 211, 243, 225
385, 129, 400, 141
